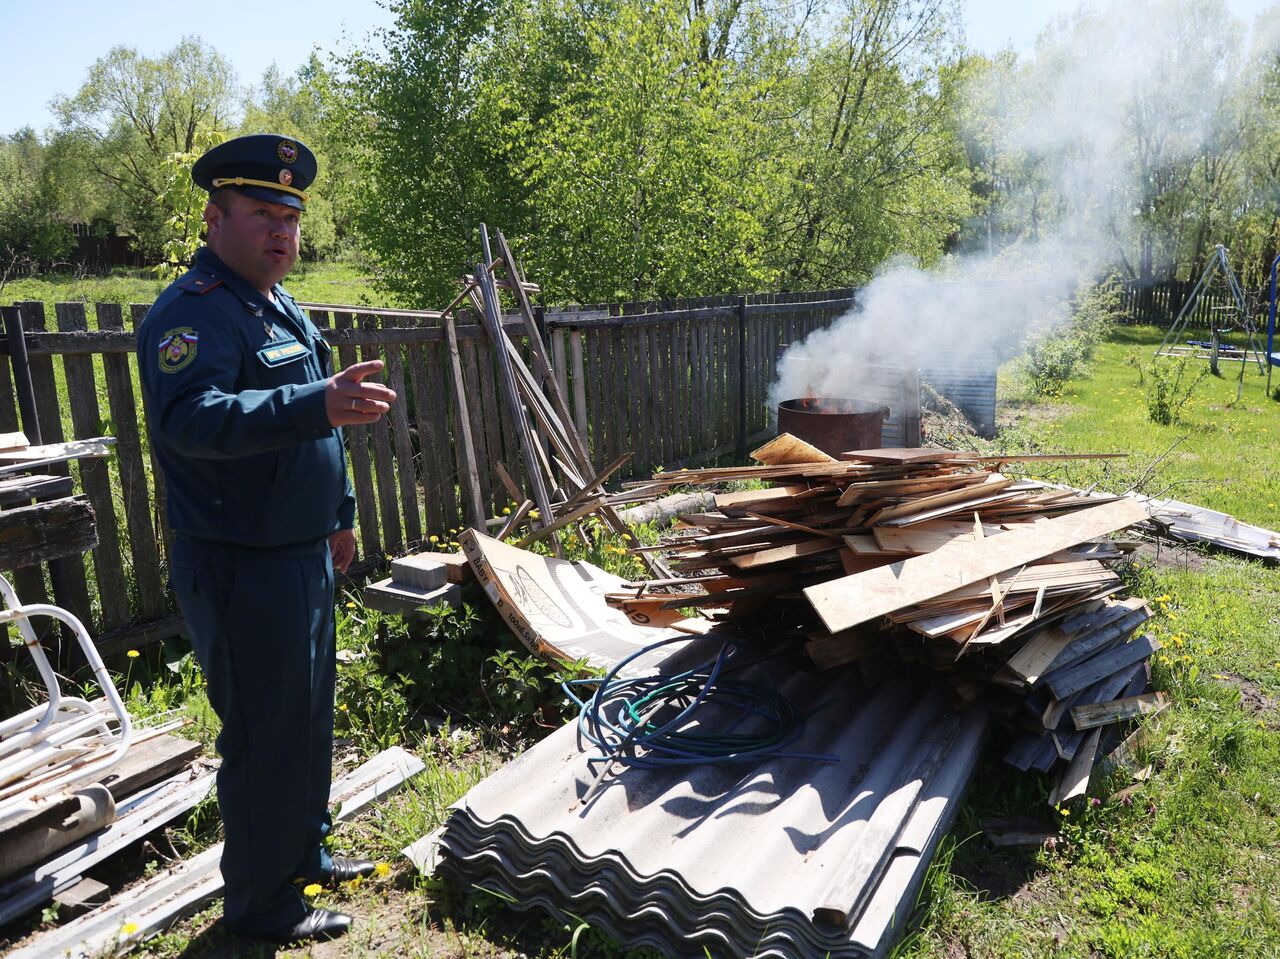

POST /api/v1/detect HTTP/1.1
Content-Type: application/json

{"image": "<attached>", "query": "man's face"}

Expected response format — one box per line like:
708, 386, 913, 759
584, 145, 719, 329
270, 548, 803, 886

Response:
205, 191, 300, 294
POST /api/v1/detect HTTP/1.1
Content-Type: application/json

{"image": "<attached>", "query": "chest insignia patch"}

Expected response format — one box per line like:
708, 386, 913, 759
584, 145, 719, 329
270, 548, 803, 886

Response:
257, 338, 310, 367
158, 327, 199, 374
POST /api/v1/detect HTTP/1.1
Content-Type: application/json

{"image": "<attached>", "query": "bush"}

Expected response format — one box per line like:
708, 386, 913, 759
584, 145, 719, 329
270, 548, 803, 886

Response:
1023, 276, 1123, 397
1145, 356, 1208, 425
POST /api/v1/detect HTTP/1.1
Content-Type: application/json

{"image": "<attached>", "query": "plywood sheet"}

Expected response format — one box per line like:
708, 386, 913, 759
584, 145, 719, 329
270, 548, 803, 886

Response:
804, 499, 1149, 634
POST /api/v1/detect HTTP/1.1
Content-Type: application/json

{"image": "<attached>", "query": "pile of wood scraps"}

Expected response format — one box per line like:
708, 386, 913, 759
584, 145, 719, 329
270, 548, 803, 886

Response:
614, 436, 1165, 803
429, 225, 665, 576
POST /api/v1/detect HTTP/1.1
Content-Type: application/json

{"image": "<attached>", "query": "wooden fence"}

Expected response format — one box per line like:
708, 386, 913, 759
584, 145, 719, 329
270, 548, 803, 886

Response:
0, 289, 853, 653
1121, 280, 1270, 326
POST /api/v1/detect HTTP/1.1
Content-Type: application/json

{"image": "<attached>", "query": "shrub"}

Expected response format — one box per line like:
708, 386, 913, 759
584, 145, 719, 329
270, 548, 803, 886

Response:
1145, 356, 1208, 425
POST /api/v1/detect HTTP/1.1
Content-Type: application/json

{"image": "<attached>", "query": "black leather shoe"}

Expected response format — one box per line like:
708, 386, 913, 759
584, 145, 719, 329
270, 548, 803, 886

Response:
270, 907, 352, 944
328, 856, 377, 884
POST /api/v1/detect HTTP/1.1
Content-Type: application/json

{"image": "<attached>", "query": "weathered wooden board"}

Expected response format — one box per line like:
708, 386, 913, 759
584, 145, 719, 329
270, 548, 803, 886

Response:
804, 499, 1150, 634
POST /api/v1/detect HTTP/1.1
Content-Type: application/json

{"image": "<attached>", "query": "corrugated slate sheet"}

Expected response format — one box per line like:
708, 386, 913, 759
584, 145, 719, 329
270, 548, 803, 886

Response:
435, 661, 989, 958
921, 354, 998, 438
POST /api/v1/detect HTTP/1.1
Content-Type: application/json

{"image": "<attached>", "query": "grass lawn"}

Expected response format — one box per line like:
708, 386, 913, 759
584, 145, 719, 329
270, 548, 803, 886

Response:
0, 260, 398, 312
895, 324, 1280, 959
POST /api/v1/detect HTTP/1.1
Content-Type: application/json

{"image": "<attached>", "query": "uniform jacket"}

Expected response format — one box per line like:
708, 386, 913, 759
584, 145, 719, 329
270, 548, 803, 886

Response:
138, 247, 355, 548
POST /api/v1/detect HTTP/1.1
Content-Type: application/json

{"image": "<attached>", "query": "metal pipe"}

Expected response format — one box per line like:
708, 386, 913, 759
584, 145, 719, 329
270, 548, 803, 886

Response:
0, 574, 131, 825
0, 306, 42, 445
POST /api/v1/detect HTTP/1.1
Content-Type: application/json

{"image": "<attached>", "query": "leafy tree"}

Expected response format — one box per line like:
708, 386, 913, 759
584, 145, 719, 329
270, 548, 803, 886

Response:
52, 38, 237, 256
241, 56, 344, 261
524, 0, 774, 301
0, 129, 75, 270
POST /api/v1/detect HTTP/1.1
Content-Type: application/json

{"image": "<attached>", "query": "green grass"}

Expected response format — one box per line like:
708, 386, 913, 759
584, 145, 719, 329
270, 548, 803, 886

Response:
0, 259, 392, 311
894, 323, 1280, 959
993, 325, 1279, 527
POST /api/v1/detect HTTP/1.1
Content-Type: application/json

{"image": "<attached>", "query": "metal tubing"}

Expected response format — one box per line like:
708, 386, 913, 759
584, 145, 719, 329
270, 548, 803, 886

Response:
0, 306, 42, 445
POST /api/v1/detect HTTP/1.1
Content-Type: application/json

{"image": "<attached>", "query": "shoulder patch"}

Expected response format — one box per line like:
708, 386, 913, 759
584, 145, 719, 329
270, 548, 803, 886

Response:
175, 273, 224, 295
158, 327, 199, 374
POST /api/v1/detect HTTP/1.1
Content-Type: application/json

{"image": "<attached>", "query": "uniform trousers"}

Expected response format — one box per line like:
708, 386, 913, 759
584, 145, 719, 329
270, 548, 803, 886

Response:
170, 535, 336, 934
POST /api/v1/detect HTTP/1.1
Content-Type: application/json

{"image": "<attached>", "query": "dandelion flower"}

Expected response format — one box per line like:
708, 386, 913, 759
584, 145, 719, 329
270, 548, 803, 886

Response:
303, 883, 323, 897
429, 534, 439, 543
120, 922, 139, 936
339, 703, 349, 712
375, 862, 391, 878
345, 601, 356, 609
126, 649, 140, 659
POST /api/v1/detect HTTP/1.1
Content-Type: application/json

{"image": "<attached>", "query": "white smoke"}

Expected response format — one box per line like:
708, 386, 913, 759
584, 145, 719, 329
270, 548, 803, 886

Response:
770, 0, 1269, 410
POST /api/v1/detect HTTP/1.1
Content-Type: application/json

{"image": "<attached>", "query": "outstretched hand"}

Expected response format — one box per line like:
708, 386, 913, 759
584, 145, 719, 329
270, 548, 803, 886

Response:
326, 359, 397, 426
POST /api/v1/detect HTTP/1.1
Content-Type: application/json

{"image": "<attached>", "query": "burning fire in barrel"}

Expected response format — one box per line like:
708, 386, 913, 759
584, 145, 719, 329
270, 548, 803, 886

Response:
776, 397, 889, 457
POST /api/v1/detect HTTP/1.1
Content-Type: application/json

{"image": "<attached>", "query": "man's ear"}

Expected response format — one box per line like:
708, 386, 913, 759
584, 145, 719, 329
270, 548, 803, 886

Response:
203, 201, 222, 239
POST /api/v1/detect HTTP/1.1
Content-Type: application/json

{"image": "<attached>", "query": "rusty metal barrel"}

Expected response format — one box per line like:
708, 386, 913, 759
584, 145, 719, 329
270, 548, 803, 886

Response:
776, 398, 888, 457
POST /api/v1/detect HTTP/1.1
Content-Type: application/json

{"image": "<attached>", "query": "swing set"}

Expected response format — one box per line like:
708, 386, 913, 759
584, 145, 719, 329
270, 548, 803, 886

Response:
1153, 244, 1274, 397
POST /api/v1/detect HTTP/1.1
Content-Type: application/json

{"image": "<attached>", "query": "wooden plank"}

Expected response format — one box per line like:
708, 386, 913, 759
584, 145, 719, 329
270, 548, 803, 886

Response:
332, 312, 380, 560
458, 337, 493, 516
0, 497, 97, 570
18, 302, 92, 633
1071, 692, 1167, 730
404, 339, 444, 536
476, 335, 508, 507
130, 304, 173, 564
361, 313, 402, 554
805, 626, 880, 669
1045, 633, 1161, 701
646, 323, 664, 469
444, 315, 485, 530
1000, 599, 1141, 684
804, 499, 1150, 633
1049, 726, 1102, 806
380, 317, 422, 545
97, 734, 201, 801
0, 474, 71, 506
569, 329, 589, 453
586, 327, 606, 465
728, 536, 841, 570
864, 474, 1014, 524
96, 303, 166, 621
56, 303, 128, 629
753, 433, 835, 465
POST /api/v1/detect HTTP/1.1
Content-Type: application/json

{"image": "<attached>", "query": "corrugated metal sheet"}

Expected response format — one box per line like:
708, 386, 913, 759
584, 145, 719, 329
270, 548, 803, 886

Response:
435, 658, 989, 958
921, 354, 998, 439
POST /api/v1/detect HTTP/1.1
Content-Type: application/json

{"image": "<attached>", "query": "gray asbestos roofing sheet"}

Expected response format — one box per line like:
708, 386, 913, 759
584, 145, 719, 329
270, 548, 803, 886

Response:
437, 655, 989, 958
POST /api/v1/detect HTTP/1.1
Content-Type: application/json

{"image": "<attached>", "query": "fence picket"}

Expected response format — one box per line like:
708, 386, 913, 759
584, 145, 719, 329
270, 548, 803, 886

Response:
381, 317, 422, 546
332, 311, 380, 562
97, 303, 166, 621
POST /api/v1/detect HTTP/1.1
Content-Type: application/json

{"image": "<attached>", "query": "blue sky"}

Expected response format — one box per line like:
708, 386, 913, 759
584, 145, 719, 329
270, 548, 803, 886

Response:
1, 0, 1275, 136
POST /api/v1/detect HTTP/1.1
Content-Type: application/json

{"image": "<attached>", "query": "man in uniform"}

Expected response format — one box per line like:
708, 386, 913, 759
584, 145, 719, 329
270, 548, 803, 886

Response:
137, 134, 396, 944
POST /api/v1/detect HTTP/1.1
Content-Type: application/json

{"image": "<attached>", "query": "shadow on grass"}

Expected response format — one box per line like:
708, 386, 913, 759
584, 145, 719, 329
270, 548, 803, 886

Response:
174, 921, 279, 959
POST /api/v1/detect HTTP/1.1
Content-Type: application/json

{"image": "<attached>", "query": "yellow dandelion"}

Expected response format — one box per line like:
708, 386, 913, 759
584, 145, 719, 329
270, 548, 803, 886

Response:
503, 506, 512, 515
449, 541, 460, 549
375, 862, 391, 878
429, 534, 439, 543
346, 875, 364, 890
303, 883, 323, 897
120, 921, 139, 936
339, 703, 349, 712
345, 601, 356, 609
529, 511, 540, 520
126, 649, 140, 659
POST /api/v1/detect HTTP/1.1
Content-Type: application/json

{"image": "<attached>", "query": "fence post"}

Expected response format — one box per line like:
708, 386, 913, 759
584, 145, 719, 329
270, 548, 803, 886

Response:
737, 295, 748, 462
1, 306, 41, 444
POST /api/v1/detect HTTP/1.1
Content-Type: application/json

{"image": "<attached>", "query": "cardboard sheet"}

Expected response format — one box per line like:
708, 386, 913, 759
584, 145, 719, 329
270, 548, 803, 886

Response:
460, 530, 694, 676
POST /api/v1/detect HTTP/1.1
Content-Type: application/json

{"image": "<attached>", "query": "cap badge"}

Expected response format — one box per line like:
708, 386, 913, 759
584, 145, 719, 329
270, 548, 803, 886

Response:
278, 168, 294, 186
277, 140, 298, 164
